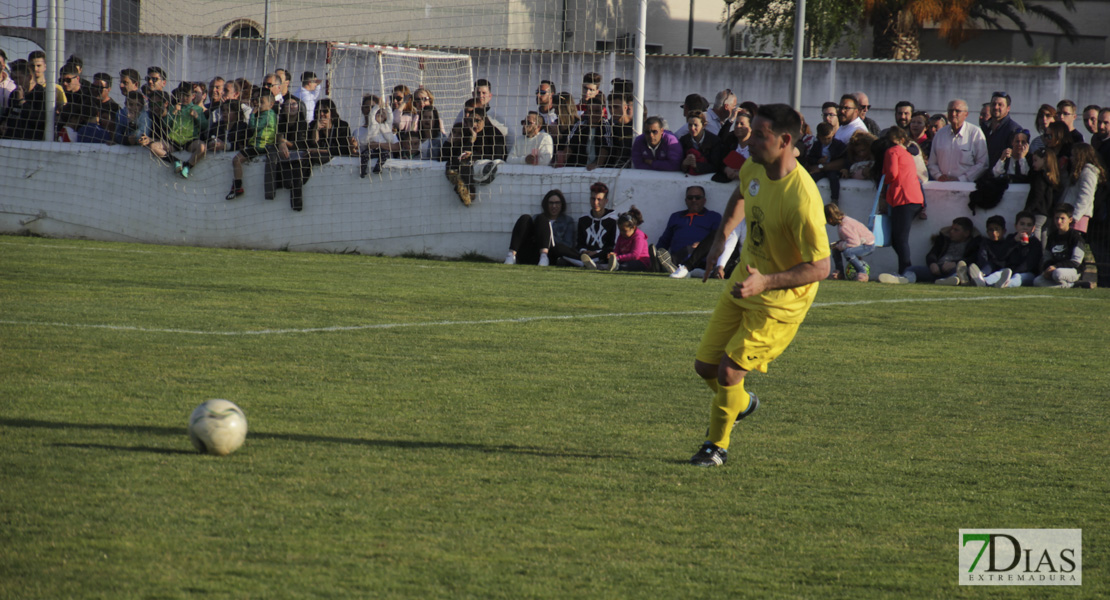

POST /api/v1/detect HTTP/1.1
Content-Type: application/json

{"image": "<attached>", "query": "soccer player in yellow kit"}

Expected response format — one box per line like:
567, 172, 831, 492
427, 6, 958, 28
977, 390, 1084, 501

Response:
690, 103, 831, 467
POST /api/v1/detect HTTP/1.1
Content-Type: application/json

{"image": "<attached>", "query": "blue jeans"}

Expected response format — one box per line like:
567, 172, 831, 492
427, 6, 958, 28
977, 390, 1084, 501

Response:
832, 244, 875, 277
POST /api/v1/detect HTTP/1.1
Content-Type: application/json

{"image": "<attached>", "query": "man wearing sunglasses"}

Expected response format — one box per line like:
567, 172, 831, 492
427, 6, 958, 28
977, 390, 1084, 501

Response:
146, 67, 167, 93
90, 72, 121, 134
59, 63, 95, 114
535, 80, 558, 128
984, 91, 1025, 167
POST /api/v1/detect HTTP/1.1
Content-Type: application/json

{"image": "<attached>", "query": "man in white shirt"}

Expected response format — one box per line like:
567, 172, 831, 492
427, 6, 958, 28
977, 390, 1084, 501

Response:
506, 111, 554, 166
297, 71, 323, 122
703, 89, 737, 136
928, 99, 989, 182
833, 94, 866, 145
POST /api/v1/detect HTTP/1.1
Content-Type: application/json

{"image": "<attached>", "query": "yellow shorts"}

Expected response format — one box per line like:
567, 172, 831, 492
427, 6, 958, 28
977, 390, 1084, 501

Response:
695, 291, 802, 373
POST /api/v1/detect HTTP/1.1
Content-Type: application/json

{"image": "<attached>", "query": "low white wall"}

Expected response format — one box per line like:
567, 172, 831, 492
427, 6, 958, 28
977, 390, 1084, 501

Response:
0, 142, 1029, 275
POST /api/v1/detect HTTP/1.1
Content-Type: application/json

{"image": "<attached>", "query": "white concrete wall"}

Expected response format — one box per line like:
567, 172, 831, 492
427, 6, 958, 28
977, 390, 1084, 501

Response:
1, 141, 1030, 276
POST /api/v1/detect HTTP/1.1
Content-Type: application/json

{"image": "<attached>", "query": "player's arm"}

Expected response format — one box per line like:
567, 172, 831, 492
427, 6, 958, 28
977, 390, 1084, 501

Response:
701, 185, 745, 282
732, 256, 830, 299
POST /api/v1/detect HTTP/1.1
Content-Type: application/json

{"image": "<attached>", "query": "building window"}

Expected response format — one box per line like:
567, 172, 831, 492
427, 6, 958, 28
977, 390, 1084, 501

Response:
219, 20, 263, 39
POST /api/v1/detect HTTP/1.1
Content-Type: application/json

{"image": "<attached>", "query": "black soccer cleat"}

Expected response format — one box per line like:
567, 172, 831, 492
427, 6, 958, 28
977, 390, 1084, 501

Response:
690, 441, 728, 467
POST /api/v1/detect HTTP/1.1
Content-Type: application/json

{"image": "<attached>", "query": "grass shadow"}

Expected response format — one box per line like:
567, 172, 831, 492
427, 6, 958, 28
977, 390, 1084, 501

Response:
2, 418, 622, 460
52, 442, 197, 455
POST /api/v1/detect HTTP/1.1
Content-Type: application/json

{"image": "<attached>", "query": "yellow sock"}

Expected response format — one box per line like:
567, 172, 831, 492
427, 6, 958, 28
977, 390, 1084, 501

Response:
703, 377, 720, 394
707, 380, 750, 450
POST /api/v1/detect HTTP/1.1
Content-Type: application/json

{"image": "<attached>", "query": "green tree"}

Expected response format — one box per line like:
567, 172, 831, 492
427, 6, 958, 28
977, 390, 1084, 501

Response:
720, 0, 863, 57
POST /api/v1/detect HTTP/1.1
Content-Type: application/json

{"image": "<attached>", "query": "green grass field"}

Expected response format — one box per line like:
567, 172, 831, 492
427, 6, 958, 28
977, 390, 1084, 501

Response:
2, 235, 1107, 599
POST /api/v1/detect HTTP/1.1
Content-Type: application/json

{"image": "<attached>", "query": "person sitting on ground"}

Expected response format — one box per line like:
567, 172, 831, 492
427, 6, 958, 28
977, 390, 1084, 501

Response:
572, 181, 618, 269
824, 202, 875, 281
227, 92, 278, 199
990, 129, 1032, 182
651, 185, 722, 278
1034, 204, 1085, 288
506, 111, 554, 166
605, 206, 651, 272
679, 111, 721, 176
631, 116, 682, 171
878, 217, 981, 285
504, 189, 577, 266
164, 84, 209, 178
206, 99, 249, 153
1060, 142, 1107, 234
556, 97, 612, 170
356, 94, 396, 177
441, 101, 507, 206
968, 211, 1042, 288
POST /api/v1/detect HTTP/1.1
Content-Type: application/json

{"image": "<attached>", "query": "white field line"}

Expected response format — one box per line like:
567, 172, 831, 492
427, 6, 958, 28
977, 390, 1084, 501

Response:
0, 295, 1056, 336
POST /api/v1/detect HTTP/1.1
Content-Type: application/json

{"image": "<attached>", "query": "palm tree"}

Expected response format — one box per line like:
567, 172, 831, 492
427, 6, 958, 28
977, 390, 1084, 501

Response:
863, 0, 1079, 60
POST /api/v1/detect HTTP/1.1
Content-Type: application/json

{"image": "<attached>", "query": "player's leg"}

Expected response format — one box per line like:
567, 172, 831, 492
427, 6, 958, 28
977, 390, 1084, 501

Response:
693, 291, 745, 395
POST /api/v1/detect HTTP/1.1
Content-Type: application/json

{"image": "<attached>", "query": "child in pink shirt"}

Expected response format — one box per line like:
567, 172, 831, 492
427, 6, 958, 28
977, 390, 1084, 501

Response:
607, 206, 652, 271
824, 203, 875, 281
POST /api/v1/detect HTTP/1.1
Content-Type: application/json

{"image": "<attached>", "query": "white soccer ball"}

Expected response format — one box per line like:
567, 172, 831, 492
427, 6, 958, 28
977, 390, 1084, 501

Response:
188, 399, 248, 456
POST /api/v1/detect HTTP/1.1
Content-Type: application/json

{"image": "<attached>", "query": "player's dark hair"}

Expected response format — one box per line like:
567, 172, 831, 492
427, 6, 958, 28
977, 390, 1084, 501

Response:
755, 103, 802, 140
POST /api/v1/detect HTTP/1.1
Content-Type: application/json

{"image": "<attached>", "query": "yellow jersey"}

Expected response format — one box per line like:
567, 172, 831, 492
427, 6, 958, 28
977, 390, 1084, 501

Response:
731, 159, 830, 323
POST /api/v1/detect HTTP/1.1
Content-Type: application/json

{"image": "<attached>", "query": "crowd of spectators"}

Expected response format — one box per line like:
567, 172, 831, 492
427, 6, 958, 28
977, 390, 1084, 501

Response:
0, 49, 1106, 284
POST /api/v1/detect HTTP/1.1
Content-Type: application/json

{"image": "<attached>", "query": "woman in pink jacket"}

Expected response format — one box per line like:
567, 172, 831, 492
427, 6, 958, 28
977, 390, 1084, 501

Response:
606, 206, 652, 271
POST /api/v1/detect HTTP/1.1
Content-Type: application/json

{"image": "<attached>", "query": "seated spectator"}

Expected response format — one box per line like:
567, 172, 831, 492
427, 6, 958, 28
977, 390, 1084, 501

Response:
605, 206, 651, 272
504, 189, 576, 266
570, 181, 618, 269
1061, 143, 1107, 234
411, 87, 446, 156
453, 78, 512, 149
55, 103, 81, 142
1034, 204, 1084, 288
805, 121, 846, 181
607, 92, 636, 168
298, 71, 323, 122
164, 84, 209, 178
1023, 147, 1063, 243
76, 106, 111, 144
714, 110, 753, 183
135, 90, 178, 167
206, 99, 249, 153
928, 99, 988, 182
679, 111, 721, 176
227, 92, 278, 200
277, 98, 355, 211
651, 185, 722, 278
877, 217, 981, 285
797, 113, 815, 157
356, 95, 396, 176
265, 95, 310, 201
115, 91, 145, 145
824, 203, 875, 281
441, 101, 508, 206
968, 212, 1042, 288
550, 91, 578, 160
390, 84, 420, 140
506, 111, 554, 166
89, 73, 121, 135
631, 116, 682, 171
580, 72, 605, 117
990, 129, 1032, 182
556, 97, 612, 170
842, 130, 877, 180
1029, 104, 1056, 153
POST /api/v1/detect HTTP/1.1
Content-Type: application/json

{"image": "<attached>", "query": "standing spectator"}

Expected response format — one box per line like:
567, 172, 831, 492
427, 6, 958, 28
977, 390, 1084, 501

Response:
550, 91, 578, 162
832, 94, 867, 148
0, 50, 16, 114
556, 97, 611, 169
1061, 143, 1107, 234
441, 102, 507, 206
146, 67, 168, 93
705, 89, 738, 136
297, 71, 322, 122
854, 91, 880, 136
1082, 105, 1100, 137
504, 189, 576, 266
506, 111, 554, 166
928, 99, 988, 182
820, 101, 839, 136
574, 181, 618, 269
716, 110, 753, 182
920, 114, 947, 161
607, 92, 635, 168
207, 77, 225, 110
75, 106, 111, 144
273, 69, 291, 101
874, 136, 926, 275
89, 73, 121, 135
679, 112, 721, 176
1034, 204, 1085, 288
1044, 121, 1075, 168
990, 129, 1032, 182
29, 51, 65, 108
908, 111, 928, 146
2, 60, 45, 140
983, 91, 1025, 167
1093, 108, 1110, 169
535, 80, 558, 128
631, 116, 682, 171
880, 100, 914, 137
59, 63, 93, 112
580, 72, 605, 114
1056, 100, 1084, 144
119, 68, 140, 98
1023, 148, 1063, 244
1029, 104, 1057, 153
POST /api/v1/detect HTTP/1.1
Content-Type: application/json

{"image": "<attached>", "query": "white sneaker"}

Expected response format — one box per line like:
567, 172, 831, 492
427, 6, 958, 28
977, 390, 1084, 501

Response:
968, 263, 987, 287
878, 273, 908, 284
956, 260, 969, 285
538, 253, 549, 266
669, 265, 689, 279
580, 253, 597, 269
935, 275, 960, 285
504, 251, 516, 265
993, 268, 1012, 288
689, 268, 706, 279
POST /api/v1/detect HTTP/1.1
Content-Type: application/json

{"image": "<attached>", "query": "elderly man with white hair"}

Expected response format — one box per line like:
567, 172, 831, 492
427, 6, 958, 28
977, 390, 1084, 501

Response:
928, 99, 989, 182
705, 89, 738, 136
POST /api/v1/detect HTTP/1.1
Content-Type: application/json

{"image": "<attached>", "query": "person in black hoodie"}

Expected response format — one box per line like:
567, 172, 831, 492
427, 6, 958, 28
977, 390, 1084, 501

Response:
878, 217, 981, 285
1035, 204, 1085, 288
1023, 147, 1066, 246
968, 213, 1044, 288
442, 101, 507, 206
570, 181, 618, 269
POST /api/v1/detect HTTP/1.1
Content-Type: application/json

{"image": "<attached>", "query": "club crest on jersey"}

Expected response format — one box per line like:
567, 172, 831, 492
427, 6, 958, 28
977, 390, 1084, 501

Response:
748, 179, 760, 197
